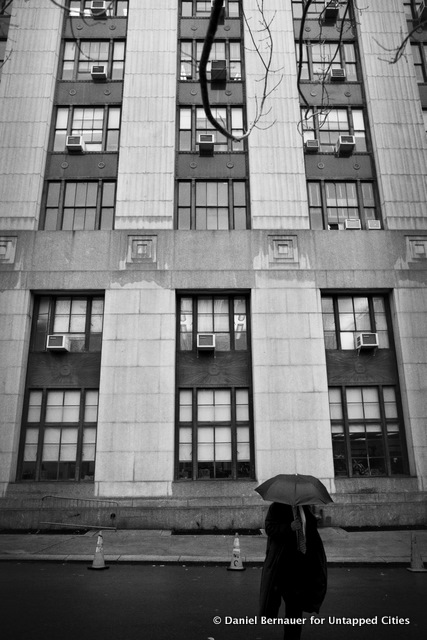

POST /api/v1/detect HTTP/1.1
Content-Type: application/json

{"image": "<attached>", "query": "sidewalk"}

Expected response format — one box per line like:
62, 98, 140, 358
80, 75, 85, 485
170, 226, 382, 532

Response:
0, 527, 426, 565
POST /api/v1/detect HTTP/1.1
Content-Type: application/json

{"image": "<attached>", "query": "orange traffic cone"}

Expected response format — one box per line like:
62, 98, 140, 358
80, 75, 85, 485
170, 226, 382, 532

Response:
227, 532, 245, 571
87, 532, 109, 571
407, 532, 427, 572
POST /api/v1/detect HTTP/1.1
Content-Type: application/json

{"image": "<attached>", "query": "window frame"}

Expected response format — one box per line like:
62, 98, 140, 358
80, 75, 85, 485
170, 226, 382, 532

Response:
297, 40, 360, 83
178, 105, 245, 152
52, 105, 121, 152
176, 180, 249, 230
321, 293, 391, 351
61, 39, 126, 81
31, 294, 105, 353
41, 180, 116, 231
307, 180, 379, 230
179, 39, 243, 82
18, 387, 99, 482
180, 0, 241, 19
68, 1, 128, 17
329, 384, 409, 478
301, 106, 368, 153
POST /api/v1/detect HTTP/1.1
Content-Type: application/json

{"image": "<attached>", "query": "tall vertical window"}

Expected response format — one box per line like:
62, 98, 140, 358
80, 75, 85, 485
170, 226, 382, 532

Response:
20, 389, 99, 481
176, 292, 253, 481
178, 388, 251, 480
329, 386, 407, 477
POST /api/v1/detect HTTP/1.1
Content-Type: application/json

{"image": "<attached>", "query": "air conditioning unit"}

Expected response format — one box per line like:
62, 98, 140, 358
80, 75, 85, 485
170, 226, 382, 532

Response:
46, 335, 70, 352
335, 134, 355, 156
90, 1, 107, 17
198, 133, 215, 157
211, 59, 227, 82
417, 1, 427, 22
329, 67, 346, 82
344, 218, 361, 230
355, 332, 379, 350
328, 223, 340, 230
66, 135, 85, 153
324, 1, 340, 21
197, 333, 216, 350
304, 139, 320, 153
367, 219, 382, 230
91, 64, 107, 80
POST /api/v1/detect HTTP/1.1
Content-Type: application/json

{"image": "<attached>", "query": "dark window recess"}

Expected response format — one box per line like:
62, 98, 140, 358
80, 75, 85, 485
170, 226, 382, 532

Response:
42, 181, 116, 230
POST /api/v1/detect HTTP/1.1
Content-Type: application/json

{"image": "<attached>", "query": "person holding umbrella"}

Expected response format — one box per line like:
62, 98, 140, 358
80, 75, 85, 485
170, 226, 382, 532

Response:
256, 474, 332, 639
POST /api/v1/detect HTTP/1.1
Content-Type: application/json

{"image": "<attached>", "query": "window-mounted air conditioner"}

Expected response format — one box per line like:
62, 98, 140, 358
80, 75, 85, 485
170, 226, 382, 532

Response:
91, 64, 107, 80
324, 1, 340, 22
66, 135, 85, 153
197, 333, 216, 350
335, 134, 355, 156
367, 219, 382, 230
329, 67, 346, 82
211, 59, 227, 82
304, 139, 320, 153
198, 133, 215, 157
46, 335, 70, 352
344, 218, 361, 230
417, 1, 427, 23
355, 332, 379, 350
90, 1, 107, 17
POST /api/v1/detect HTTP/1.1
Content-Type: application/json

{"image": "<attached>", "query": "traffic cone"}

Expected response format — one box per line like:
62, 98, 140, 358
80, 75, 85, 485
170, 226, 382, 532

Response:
227, 533, 245, 571
407, 532, 427, 572
87, 532, 110, 571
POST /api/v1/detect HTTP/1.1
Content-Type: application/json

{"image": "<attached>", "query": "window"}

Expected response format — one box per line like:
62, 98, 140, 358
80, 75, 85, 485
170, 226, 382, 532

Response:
180, 40, 242, 81
181, 1, 240, 18
179, 294, 248, 351
307, 181, 377, 229
68, 1, 128, 16
178, 387, 252, 480
329, 386, 407, 477
301, 107, 367, 152
20, 389, 99, 481
0, 1, 12, 15
0, 39, 6, 73
32, 295, 104, 352
291, 1, 349, 20
178, 106, 244, 152
61, 40, 125, 81
411, 42, 427, 83
297, 41, 358, 82
177, 180, 248, 229
42, 181, 116, 230
321, 294, 390, 350
53, 106, 121, 152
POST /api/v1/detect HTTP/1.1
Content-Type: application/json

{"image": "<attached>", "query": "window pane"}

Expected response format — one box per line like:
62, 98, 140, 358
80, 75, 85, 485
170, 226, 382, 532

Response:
27, 391, 43, 423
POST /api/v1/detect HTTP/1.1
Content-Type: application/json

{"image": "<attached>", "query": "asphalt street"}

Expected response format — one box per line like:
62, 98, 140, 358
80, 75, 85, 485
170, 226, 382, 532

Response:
1, 564, 425, 640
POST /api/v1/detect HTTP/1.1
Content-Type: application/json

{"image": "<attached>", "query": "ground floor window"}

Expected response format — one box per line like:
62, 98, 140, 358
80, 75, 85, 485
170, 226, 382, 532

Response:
329, 386, 407, 477
177, 387, 253, 480
19, 389, 98, 481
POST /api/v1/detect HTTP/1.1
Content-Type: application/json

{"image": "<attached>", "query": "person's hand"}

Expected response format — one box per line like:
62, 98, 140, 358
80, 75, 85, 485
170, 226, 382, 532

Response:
291, 519, 302, 531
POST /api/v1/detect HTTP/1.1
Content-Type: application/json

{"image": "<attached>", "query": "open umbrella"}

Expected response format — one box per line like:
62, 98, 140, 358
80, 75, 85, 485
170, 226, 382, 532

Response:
255, 473, 333, 506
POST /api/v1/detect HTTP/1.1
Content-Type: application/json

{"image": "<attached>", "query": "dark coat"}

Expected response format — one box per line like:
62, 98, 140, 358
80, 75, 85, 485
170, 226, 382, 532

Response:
259, 503, 327, 617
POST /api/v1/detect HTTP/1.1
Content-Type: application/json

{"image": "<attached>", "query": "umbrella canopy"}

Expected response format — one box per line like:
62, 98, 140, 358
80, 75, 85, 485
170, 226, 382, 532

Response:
255, 473, 333, 506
